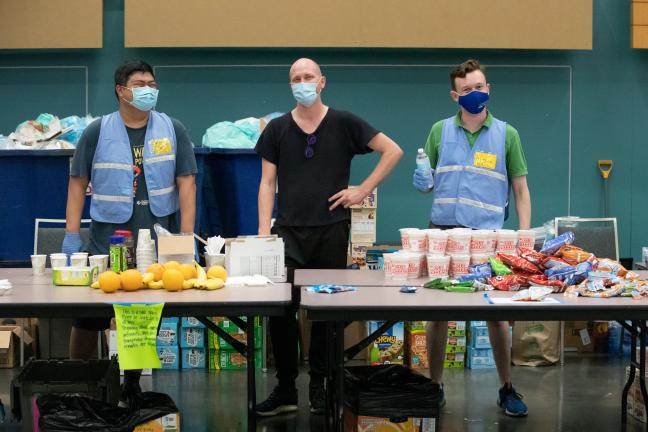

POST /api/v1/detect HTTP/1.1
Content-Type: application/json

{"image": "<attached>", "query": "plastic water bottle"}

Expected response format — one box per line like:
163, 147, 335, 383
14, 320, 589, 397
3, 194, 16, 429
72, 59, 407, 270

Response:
608, 321, 621, 354
416, 148, 434, 189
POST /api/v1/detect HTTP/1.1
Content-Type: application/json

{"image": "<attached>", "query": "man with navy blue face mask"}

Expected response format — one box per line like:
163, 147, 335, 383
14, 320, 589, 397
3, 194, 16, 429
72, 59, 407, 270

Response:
62, 59, 197, 407
413, 59, 531, 417
255, 58, 403, 417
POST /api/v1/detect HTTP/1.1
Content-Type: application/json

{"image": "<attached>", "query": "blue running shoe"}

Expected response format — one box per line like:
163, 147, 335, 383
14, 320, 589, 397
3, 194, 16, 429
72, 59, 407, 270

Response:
497, 385, 528, 417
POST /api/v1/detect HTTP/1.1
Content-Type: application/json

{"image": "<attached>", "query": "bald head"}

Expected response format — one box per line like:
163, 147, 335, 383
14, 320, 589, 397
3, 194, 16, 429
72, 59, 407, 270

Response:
289, 58, 322, 82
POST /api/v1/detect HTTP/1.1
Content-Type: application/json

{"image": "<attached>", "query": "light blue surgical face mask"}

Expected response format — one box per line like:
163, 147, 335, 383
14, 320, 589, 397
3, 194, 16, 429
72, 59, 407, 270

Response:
291, 82, 319, 107
124, 86, 159, 111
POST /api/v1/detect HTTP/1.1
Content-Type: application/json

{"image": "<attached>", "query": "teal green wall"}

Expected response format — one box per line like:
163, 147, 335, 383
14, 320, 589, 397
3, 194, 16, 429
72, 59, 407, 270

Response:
1, 1, 645, 261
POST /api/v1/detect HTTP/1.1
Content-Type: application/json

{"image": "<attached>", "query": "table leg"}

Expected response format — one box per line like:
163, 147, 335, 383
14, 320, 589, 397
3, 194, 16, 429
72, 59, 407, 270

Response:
246, 316, 256, 432
622, 321, 635, 426
638, 321, 648, 432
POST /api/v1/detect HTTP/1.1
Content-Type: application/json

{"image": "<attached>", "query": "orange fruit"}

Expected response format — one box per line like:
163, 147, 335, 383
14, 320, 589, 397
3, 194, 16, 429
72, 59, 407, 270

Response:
162, 269, 184, 292
179, 263, 197, 280
207, 265, 227, 281
146, 263, 165, 281
98, 271, 121, 293
120, 269, 143, 291
163, 261, 181, 271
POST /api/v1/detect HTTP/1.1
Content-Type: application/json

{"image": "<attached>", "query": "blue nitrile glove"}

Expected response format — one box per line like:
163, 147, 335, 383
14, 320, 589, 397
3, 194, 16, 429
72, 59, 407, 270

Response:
62, 232, 82, 258
412, 168, 434, 192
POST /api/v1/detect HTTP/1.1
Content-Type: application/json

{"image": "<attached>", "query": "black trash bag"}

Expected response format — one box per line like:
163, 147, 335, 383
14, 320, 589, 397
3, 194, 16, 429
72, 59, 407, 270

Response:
344, 365, 440, 418
37, 391, 177, 432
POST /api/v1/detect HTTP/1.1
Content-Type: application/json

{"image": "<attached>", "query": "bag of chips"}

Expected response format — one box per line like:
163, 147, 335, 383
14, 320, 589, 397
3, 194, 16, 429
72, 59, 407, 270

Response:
540, 231, 575, 255
518, 247, 546, 267
596, 258, 627, 277
488, 275, 524, 291
488, 257, 513, 276
497, 253, 541, 274
557, 245, 597, 265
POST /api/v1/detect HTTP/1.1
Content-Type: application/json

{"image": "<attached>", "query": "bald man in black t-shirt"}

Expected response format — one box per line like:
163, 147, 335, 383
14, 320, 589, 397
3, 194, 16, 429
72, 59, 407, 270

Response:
254, 58, 403, 416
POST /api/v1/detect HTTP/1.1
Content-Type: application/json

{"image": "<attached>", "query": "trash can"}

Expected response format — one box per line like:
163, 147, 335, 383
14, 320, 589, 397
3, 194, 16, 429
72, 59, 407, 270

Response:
11, 358, 120, 431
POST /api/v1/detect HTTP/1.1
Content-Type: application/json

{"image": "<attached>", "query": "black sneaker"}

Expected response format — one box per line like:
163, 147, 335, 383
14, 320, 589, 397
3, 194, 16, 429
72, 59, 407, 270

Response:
309, 382, 325, 414
255, 387, 298, 417
118, 381, 142, 409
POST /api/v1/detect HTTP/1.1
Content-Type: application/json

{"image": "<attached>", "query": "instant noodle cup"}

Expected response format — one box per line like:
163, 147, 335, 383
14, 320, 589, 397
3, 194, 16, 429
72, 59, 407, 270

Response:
399, 228, 417, 250
496, 230, 519, 255
407, 252, 425, 279
427, 254, 451, 279
470, 230, 493, 254
449, 254, 471, 279
390, 253, 409, 281
517, 229, 535, 250
446, 229, 472, 254
426, 230, 449, 255
382, 253, 394, 276
408, 229, 428, 252
470, 253, 493, 266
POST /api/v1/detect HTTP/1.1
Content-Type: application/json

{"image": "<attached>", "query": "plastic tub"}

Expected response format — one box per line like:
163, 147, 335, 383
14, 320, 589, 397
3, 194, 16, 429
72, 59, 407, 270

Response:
470, 230, 493, 254
426, 230, 449, 255
408, 230, 427, 252
446, 229, 472, 255
496, 230, 519, 255
399, 228, 417, 250
426, 254, 451, 279
449, 254, 471, 278
390, 253, 410, 281
517, 230, 535, 250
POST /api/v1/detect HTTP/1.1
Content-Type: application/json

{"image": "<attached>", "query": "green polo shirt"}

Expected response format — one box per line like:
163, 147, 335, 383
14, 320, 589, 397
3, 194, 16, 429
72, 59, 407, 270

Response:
423, 111, 528, 177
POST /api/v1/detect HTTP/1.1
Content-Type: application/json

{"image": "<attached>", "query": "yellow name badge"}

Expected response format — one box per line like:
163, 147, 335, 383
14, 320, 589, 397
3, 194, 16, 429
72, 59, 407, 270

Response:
473, 151, 497, 170
150, 138, 172, 155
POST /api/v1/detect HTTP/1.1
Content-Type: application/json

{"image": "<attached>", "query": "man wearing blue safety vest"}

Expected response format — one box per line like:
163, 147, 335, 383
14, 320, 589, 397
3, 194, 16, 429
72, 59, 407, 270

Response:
413, 59, 531, 417
62, 59, 197, 406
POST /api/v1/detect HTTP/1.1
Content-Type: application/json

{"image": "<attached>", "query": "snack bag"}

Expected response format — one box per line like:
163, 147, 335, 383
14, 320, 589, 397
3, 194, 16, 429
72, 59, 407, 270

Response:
540, 231, 575, 255
497, 253, 541, 274
489, 257, 513, 276
596, 258, 627, 277
542, 256, 570, 269
488, 275, 524, 291
557, 245, 597, 265
518, 247, 546, 267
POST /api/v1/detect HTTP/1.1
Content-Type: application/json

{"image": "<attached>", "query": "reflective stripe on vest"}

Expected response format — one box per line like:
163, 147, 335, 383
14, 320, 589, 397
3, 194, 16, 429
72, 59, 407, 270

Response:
430, 115, 509, 229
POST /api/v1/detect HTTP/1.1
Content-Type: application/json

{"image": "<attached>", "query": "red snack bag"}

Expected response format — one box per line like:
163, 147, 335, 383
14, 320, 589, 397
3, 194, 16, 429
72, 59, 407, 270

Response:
512, 271, 534, 287
541, 256, 570, 269
488, 275, 524, 291
517, 247, 546, 267
497, 253, 541, 274
527, 274, 565, 293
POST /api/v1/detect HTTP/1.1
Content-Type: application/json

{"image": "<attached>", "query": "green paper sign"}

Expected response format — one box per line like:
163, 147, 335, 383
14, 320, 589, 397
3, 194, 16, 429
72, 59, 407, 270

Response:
113, 303, 164, 370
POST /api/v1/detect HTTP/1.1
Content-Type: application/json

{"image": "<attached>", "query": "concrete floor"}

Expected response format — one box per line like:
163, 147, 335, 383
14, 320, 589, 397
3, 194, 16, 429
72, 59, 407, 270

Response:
0, 353, 646, 431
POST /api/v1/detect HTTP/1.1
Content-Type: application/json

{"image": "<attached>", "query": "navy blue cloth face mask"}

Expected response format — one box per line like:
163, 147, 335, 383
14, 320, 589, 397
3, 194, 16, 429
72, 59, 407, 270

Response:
458, 90, 489, 114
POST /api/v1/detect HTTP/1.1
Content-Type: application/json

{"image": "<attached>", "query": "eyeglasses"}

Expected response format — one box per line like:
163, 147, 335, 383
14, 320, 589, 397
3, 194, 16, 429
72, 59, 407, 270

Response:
304, 134, 316, 158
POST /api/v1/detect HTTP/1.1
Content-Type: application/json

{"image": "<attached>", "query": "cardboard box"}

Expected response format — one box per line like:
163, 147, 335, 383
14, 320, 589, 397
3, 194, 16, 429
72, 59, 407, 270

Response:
206, 325, 262, 350
444, 352, 465, 362
180, 327, 204, 349
563, 321, 593, 353
210, 316, 261, 332
157, 235, 194, 264
470, 321, 487, 327
134, 413, 180, 432
445, 336, 466, 353
406, 327, 427, 370
447, 321, 466, 337
468, 325, 491, 349
208, 349, 262, 370
225, 236, 285, 282
351, 208, 377, 244
180, 317, 205, 329
157, 346, 180, 369
368, 321, 405, 365
350, 243, 372, 269
366, 246, 400, 270
443, 360, 464, 369
181, 348, 205, 369
343, 410, 435, 432
626, 366, 648, 423
467, 347, 495, 369
157, 321, 179, 346
0, 325, 33, 368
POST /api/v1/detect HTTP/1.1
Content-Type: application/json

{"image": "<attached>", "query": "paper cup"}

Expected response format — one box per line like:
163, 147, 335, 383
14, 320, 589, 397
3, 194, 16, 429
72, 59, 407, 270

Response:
408, 230, 427, 252
50, 253, 68, 268
446, 229, 472, 254
426, 254, 450, 279
390, 253, 410, 281
470, 253, 494, 266
89, 255, 109, 273
449, 254, 471, 278
71, 252, 88, 268
470, 230, 493, 254
31, 254, 46, 276
399, 228, 417, 250
517, 229, 535, 250
206, 253, 226, 268
407, 253, 425, 279
496, 230, 519, 255
382, 253, 394, 275
137, 228, 152, 248
426, 230, 449, 255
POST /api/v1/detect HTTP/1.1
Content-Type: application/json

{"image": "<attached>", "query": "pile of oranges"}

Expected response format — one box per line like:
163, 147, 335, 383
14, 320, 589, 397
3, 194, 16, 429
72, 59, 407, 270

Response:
92, 261, 227, 294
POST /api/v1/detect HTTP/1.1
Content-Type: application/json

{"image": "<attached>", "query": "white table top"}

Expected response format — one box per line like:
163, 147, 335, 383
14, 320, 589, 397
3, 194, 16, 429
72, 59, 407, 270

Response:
294, 269, 428, 287
0, 268, 291, 318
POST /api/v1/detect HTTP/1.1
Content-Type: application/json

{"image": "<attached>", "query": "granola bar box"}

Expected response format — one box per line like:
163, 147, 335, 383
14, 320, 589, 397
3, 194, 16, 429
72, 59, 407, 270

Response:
406, 323, 428, 370
208, 349, 262, 370
367, 321, 405, 365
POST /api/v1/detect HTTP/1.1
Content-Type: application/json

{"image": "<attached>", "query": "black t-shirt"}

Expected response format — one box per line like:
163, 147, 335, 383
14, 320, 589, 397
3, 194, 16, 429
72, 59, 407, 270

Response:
255, 108, 379, 226
70, 115, 197, 254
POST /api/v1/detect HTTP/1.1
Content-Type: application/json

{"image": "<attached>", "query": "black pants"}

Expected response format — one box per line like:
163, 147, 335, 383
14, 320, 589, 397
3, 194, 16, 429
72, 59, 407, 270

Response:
270, 220, 349, 391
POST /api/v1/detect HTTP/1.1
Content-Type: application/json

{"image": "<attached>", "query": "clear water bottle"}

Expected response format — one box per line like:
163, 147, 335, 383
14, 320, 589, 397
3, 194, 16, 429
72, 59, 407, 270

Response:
416, 148, 434, 189
608, 321, 621, 354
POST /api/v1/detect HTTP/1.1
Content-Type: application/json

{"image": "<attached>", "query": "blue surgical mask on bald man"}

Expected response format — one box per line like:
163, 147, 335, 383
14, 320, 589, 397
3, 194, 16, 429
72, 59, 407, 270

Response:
291, 82, 319, 107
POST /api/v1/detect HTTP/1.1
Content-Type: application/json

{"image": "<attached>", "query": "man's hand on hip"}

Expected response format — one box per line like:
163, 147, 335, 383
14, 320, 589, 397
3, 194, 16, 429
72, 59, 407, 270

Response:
328, 188, 367, 211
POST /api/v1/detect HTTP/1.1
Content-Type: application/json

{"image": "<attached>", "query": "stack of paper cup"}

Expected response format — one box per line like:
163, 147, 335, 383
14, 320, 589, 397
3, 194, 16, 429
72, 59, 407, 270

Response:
391, 253, 410, 281
399, 228, 417, 250
136, 229, 154, 273
408, 230, 427, 252
89, 255, 109, 273
426, 254, 450, 279
49, 253, 67, 268
426, 230, 448, 255
30, 254, 46, 275
71, 252, 88, 268
446, 229, 472, 255
449, 254, 471, 279
496, 230, 519, 255
517, 229, 535, 250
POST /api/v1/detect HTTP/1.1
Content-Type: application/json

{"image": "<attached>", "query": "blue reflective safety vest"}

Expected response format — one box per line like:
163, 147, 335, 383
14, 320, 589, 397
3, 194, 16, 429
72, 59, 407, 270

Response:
90, 111, 178, 223
430, 115, 508, 230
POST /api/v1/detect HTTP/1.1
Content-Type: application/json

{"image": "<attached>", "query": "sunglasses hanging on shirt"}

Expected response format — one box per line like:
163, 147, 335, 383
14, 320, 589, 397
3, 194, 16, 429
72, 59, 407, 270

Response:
304, 134, 317, 159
